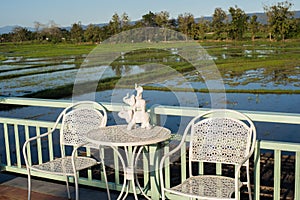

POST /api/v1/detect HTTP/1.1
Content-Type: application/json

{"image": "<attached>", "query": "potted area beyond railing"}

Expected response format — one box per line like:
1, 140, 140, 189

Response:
0, 96, 299, 200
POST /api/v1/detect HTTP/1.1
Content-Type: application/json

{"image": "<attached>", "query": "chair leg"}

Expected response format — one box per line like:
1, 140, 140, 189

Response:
161, 188, 165, 200
161, 193, 165, 200
99, 147, 111, 200
247, 165, 252, 200
74, 174, 79, 200
27, 169, 31, 200
235, 179, 240, 200
65, 175, 71, 199
101, 161, 111, 200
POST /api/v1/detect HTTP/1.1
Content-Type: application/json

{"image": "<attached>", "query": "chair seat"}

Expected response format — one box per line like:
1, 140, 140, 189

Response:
166, 175, 243, 199
31, 156, 97, 175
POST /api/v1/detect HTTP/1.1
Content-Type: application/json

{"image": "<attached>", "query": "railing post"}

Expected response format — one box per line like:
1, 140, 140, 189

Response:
149, 105, 161, 126
295, 151, 300, 199
14, 125, 21, 168
273, 150, 281, 200
149, 144, 161, 199
3, 123, 11, 167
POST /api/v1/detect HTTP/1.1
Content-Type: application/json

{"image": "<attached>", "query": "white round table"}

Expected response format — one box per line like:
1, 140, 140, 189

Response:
86, 125, 171, 200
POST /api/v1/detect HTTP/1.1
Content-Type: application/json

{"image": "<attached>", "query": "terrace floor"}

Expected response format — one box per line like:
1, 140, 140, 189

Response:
0, 152, 296, 200
0, 172, 140, 200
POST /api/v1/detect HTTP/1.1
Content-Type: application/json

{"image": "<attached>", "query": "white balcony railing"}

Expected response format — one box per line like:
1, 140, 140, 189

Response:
0, 96, 299, 200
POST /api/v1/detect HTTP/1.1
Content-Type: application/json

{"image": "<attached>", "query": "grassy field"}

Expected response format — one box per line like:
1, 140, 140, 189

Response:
1, 39, 300, 64
0, 42, 96, 58
1, 40, 300, 98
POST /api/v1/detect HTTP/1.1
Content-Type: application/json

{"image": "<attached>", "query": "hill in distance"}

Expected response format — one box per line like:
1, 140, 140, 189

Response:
1, 11, 299, 34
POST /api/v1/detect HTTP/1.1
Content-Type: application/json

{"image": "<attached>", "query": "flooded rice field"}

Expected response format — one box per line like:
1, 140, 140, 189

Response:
1, 43, 300, 96
0, 44, 299, 142
155, 66, 300, 91
1, 56, 300, 96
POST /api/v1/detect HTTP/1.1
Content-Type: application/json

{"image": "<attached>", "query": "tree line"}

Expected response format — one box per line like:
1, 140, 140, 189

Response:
1, 1, 299, 43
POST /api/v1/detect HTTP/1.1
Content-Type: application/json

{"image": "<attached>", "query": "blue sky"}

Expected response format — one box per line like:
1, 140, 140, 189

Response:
1, 0, 300, 27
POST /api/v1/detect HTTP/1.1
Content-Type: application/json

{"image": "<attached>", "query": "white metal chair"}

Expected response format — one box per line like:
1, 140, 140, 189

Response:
22, 101, 111, 200
160, 109, 256, 200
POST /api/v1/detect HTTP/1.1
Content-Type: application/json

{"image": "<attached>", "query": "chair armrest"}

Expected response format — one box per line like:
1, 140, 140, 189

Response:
70, 142, 89, 171
22, 129, 55, 167
22, 112, 64, 167
234, 139, 256, 178
159, 136, 186, 190
72, 142, 89, 156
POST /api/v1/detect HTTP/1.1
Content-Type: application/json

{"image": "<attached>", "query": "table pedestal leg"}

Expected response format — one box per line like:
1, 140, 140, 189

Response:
134, 147, 152, 200
115, 146, 140, 200
115, 146, 152, 200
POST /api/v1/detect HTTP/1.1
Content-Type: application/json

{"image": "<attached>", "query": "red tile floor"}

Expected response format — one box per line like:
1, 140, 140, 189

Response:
0, 185, 67, 200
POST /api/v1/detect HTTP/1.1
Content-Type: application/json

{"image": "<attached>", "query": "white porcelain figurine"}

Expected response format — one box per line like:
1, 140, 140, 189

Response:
118, 84, 151, 130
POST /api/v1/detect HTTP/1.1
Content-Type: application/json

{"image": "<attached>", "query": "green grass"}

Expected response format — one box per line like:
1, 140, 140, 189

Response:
0, 55, 6, 61
145, 85, 300, 94
0, 42, 96, 59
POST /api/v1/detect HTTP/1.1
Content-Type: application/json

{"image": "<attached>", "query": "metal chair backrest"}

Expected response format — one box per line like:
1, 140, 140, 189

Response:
187, 109, 256, 166
60, 101, 107, 147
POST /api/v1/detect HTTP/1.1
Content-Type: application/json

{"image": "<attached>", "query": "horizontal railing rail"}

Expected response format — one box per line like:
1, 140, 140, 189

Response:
0, 96, 299, 200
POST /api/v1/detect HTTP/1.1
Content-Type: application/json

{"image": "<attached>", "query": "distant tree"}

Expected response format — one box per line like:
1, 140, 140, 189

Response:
291, 18, 300, 38
84, 24, 101, 43
228, 6, 248, 40
12, 26, 31, 42
121, 12, 131, 31
142, 11, 157, 27
0, 33, 12, 42
264, 1, 296, 41
194, 18, 210, 40
60, 28, 70, 42
43, 27, 62, 43
132, 20, 143, 29
109, 13, 121, 35
212, 8, 227, 40
155, 11, 170, 28
177, 13, 195, 40
83, 25, 93, 42
33, 21, 44, 34
155, 11, 170, 41
33, 21, 45, 41
168, 18, 177, 30
248, 15, 261, 41
100, 24, 114, 41
40, 20, 63, 43
70, 22, 83, 43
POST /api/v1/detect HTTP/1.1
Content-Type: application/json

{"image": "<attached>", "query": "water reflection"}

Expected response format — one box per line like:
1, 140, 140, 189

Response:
151, 66, 300, 91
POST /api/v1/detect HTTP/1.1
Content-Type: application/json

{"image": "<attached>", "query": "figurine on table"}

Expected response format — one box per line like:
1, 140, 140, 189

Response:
118, 84, 151, 130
